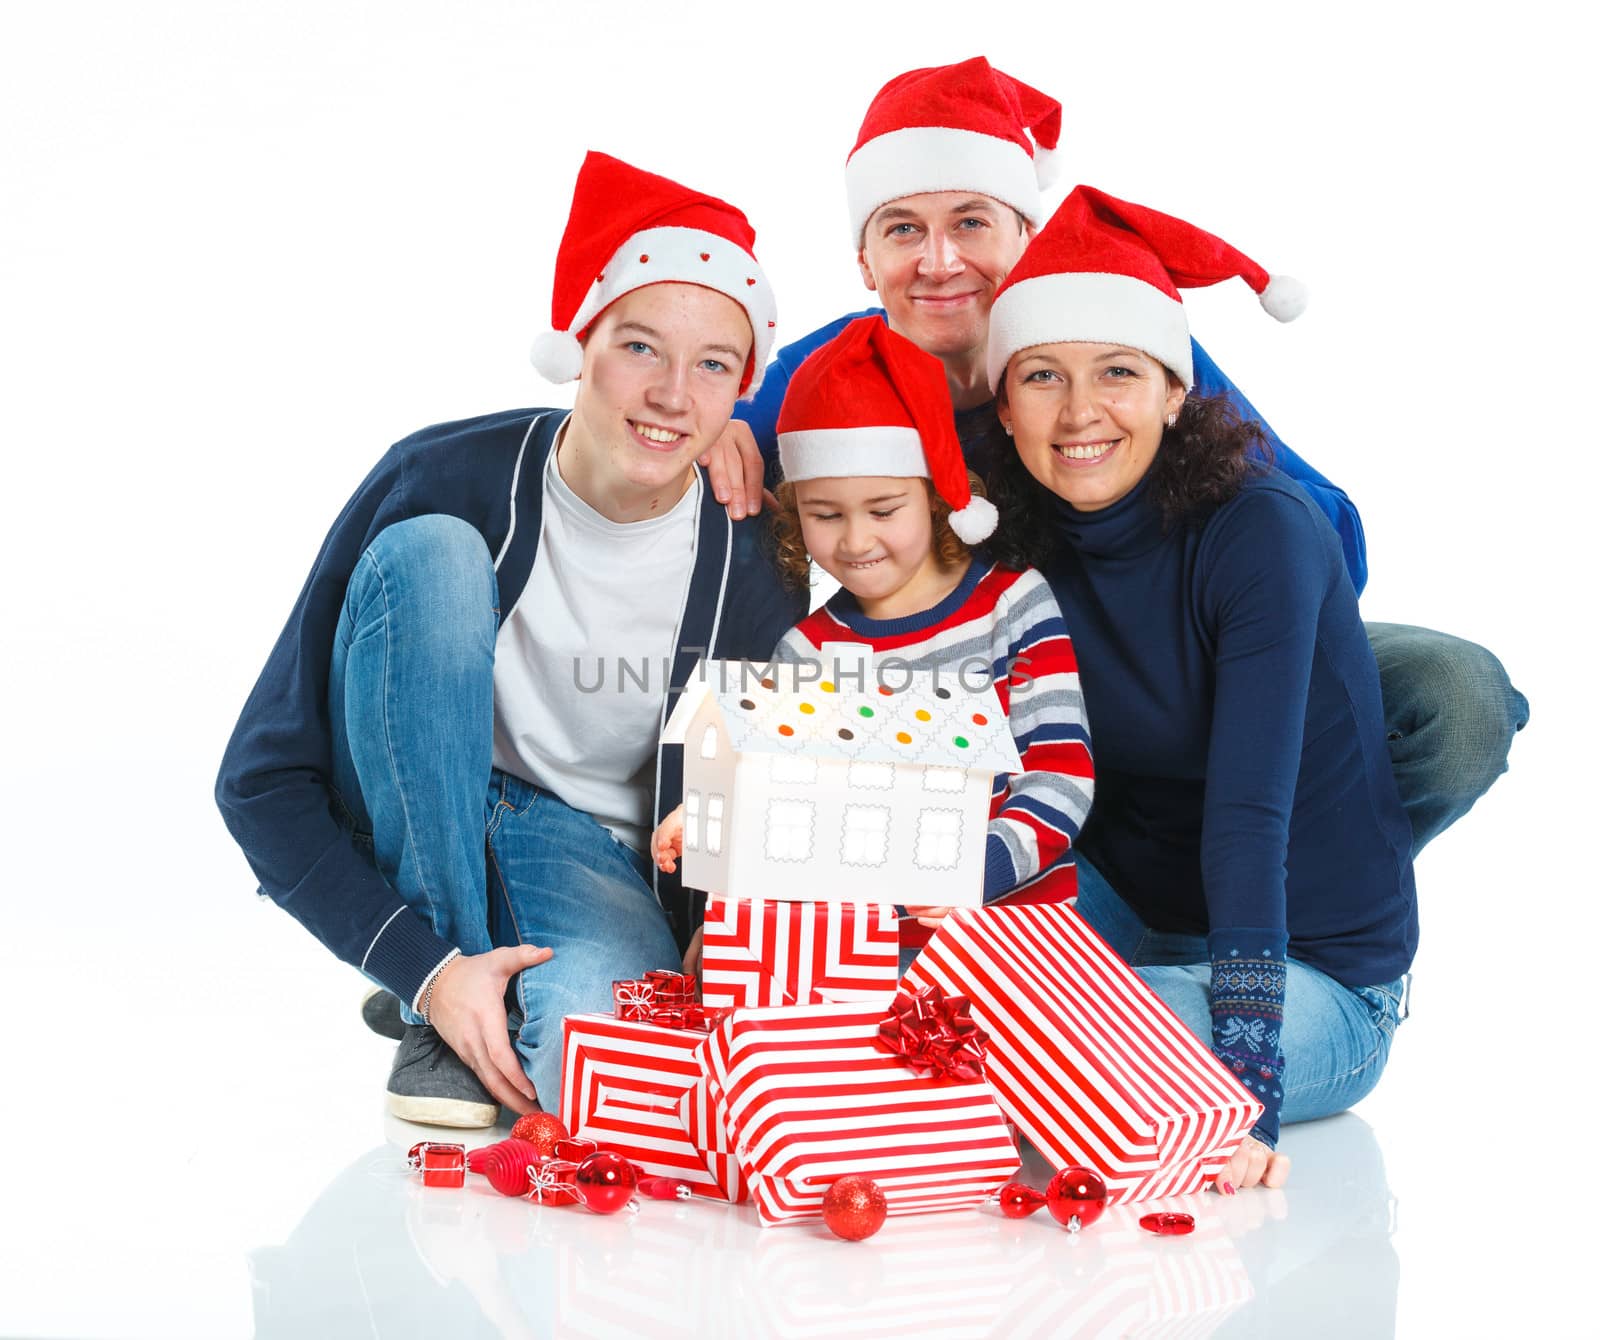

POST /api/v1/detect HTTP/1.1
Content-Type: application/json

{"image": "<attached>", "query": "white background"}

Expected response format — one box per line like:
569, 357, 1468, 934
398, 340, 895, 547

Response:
2, 2, 1592, 1335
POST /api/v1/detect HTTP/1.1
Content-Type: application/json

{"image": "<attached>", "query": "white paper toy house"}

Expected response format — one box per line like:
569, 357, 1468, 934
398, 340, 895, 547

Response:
661, 644, 1022, 906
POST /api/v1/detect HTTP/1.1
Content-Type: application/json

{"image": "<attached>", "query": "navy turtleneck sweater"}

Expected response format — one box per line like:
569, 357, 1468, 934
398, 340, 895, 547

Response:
1044, 468, 1418, 1144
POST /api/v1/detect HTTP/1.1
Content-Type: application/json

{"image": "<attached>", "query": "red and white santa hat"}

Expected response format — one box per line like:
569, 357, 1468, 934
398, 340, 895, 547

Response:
987, 185, 1308, 391
777, 316, 998, 544
530, 152, 778, 395
845, 57, 1062, 243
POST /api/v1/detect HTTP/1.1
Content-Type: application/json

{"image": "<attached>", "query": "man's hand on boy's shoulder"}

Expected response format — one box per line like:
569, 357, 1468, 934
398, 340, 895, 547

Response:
699, 420, 775, 521
427, 945, 552, 1115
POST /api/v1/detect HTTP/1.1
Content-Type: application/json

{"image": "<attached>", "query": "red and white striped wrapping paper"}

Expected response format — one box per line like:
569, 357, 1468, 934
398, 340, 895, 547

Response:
699, 1002, 1020, 1227
903, 904, 1262, 1203
700, 894, 899, 1008
560, 1013, 746, 1202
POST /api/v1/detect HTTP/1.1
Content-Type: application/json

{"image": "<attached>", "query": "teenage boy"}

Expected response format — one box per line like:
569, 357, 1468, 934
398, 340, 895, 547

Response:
704, 57, 1526, 857
216, 153, 805, 1127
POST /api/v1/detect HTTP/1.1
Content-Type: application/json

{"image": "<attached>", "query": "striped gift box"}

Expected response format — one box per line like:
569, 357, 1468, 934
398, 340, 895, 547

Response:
699, 1002, 1020, 1227
903, 904, 1262, 1203
560, 1013, 746, 1202
700, 894, 900, 1008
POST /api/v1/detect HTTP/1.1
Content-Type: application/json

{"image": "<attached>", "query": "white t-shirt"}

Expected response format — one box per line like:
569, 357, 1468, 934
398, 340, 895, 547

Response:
491, 434, 700, 855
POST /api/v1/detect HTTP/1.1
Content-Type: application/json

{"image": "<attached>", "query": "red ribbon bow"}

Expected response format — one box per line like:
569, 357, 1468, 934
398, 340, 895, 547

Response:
876, 985, 988, 1082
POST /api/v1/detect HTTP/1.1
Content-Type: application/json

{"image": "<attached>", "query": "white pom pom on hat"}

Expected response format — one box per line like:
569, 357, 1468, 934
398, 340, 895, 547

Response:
1032, 144, 1062, 193
529, 330, 585, 384
948, 495, 999, 545
1259, 274, 1309, 323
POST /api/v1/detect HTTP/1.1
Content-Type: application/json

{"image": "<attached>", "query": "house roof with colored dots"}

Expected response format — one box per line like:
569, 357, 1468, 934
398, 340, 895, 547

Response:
664, 656, 1022, 772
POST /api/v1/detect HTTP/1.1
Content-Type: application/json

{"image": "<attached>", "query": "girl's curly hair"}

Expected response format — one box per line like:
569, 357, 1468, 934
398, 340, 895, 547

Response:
768, 472, 986, 593
985, 394, 1272, 572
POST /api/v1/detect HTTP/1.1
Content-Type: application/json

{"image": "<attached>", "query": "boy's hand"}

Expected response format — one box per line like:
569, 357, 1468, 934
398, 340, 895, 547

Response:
902, 905, 954, 929
651, 804, 686, 873
427, 945, 551, 1115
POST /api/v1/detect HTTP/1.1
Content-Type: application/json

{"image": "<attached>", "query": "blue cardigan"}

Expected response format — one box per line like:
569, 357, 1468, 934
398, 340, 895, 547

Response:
736, 309, 1370, 594
215, 409, 804, 1005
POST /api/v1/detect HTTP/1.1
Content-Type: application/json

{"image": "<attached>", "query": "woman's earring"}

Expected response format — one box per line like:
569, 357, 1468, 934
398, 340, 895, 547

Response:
1002, 422, 1014, 436
1165, 413, 1177, 428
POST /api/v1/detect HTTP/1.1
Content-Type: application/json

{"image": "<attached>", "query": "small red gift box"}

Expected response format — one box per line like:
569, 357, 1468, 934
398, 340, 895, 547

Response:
700, 893, 899, 1008
406, 1141, 466, 1188
561, 1012, 746, 1203
903, 904, 1263, 1202
699, 1002, 1019, 1227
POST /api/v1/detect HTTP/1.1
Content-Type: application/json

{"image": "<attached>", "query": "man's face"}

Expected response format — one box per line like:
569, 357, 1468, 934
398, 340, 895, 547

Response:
571, 282, 753, 500
857, 191, 1031, 364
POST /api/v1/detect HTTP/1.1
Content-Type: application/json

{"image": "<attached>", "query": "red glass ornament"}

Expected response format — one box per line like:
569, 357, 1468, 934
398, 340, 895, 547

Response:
637, 1175, 694, 1201
466, 1139, 542, 1197
1139, 1212, 1196, 1236
997, 1181, 1047, 1218
822, 1175, 889, 1241
571, 1150, 639, 1215
1045, 1167, 1108, 1232
406, 1141, 466, 1188
508, 1111, 570, 1159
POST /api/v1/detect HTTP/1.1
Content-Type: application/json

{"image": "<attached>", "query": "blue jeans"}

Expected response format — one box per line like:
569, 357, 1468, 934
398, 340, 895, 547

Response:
1072, 860, 1407, 1129
1368, 621, 1528, 853
327, 514, 680, 1108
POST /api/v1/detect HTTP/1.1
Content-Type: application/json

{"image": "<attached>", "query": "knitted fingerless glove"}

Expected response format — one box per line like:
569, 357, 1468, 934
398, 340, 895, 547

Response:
1207, 929, 1289, 1148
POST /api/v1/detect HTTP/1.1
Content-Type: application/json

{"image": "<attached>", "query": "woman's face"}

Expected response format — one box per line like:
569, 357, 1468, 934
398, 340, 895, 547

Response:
999, 342, 1186, 512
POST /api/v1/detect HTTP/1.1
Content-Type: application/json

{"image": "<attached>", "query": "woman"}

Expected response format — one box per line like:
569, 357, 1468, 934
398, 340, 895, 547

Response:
984, 187, 1417, 1192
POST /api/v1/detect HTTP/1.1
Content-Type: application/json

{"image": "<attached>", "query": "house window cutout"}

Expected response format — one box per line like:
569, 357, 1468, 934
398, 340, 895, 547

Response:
706, 793, 726, 857
765, 799, 815, 862
841, 804, 890, 867
914, 808, 963, 870
700, 725, 720, 760
848, 760, 895, 790
685, 790, 701, 852
770, 754, 819, 784
922, 765, 965, 794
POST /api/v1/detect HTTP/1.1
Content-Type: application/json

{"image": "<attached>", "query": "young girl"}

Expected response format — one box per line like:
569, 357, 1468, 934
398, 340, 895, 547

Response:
652, 316, 1094, 966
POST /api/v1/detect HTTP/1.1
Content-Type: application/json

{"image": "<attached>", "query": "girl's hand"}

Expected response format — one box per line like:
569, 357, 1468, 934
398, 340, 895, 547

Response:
651, 804, 686, 873
1215, 1135, 1291, 1193
903, 905, 954, 928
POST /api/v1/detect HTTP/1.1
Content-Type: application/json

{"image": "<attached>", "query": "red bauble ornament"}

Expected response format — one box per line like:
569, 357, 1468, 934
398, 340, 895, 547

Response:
508, 1111, 570, 1159
997, 1181, 1047, 1218
466, 1139, 543, 1197
822, 1175, 889, 1241
1139, 1212, 1196, 1236
570, 1150, 639, 1215
1045, 1167, 1108, 1232
637, 1176, 694, 1201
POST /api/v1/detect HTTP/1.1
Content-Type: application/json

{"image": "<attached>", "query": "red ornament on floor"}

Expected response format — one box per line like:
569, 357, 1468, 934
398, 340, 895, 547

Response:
822, 1175, 888, 1241
407, 1141, 466, 1188
466, 1139, 543, 1197
637, 1176, 694, 1201
508, 1111, 570, 1159
1139, 1212, 1196, 1236
570, 1150, 639, 1215
1045, 1167, 1108, 1232
997, 1181, 1048, 1218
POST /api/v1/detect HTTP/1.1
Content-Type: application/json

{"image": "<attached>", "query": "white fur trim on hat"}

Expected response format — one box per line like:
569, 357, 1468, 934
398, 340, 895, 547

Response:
777, 426, 928, 483
1031, 144, 1062, 193
1259, 274, 1309, 323
988, 271, 1195, 391
846, 126, 1044, 243
550, 225, 777, 394
530, 329, 585, 383
948, 495, 998, 544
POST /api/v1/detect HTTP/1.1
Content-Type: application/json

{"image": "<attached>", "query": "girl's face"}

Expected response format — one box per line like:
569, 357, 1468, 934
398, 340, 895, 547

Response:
999, 342, 1185, 513
793, 475, 951, 619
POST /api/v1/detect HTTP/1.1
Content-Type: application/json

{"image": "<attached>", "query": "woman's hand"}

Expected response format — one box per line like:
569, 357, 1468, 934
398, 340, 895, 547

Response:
426, 945, 553, 1115
697, 420, 775, 520
1215, 1135, 1291, 1192
682, 925, 704, 979
651, 804, 685, 873
903, 905, 954, 928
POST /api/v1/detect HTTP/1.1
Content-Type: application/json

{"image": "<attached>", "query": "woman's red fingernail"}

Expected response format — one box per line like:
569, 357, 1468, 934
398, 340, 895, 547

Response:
1222, 1181, 1236, 1196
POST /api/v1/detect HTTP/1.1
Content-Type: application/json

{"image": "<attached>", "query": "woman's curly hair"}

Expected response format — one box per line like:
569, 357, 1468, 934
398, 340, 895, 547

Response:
768, 472, 986, 593
985, 394, 1272, 572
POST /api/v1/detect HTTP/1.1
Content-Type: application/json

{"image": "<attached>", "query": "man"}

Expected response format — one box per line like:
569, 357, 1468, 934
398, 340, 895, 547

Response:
216, 152, 805, 1127
705, 57, 1526, 859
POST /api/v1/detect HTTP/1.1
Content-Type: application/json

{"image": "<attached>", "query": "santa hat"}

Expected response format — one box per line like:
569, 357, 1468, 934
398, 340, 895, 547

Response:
845, 57, 1062, 243
530, 152, 778, 395
777, 316, 998, 544
987, 185, 1308, 391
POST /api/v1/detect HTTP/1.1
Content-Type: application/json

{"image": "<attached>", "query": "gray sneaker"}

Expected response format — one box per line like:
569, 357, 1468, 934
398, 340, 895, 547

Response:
360, 987, 406, 1041
386, 1024, 499, 1128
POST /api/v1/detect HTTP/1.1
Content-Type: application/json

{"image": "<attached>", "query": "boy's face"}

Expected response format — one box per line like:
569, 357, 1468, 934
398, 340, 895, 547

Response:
857, 191, 1031, 368
571, 283, 753, 500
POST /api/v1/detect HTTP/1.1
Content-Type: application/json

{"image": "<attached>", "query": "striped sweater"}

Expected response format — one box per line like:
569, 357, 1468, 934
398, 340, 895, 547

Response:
773, 558, 1093, 934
